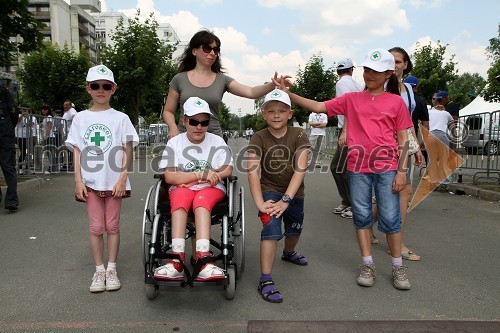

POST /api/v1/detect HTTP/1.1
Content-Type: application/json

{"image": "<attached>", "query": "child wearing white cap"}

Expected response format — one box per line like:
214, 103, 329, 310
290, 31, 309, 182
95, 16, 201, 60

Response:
246, 89, 311, 303
273, 49, 415, 290
155, 97, 234, 281
65, 64, 139, 293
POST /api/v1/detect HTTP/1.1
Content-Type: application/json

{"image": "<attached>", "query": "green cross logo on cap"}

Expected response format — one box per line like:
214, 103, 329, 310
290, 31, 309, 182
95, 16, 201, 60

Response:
194, 99, 204, 107
370, 51, 382, 62
97, 66, 107, 74
271, 91, 281, 98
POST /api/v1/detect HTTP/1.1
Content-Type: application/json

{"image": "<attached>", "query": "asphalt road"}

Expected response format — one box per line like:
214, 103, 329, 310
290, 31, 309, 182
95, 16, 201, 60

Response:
1, 137, 499, 332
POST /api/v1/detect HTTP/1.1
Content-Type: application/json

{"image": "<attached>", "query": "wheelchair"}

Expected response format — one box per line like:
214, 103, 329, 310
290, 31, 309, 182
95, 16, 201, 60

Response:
142, 173, 245, 300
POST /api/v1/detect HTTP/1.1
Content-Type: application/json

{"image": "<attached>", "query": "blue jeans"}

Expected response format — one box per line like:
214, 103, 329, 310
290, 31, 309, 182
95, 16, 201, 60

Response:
347, 171, 401, 234
259, 191, 305, 240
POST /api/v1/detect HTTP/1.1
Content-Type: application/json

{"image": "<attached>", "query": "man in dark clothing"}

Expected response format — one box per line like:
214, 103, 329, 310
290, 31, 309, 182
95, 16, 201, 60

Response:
404, 76, 430, 165
437, 90, 459, 121
0, 82, 19, 212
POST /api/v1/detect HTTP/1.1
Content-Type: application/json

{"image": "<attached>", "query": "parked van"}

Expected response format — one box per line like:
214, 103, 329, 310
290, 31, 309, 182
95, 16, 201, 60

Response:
461, 112, 500, 155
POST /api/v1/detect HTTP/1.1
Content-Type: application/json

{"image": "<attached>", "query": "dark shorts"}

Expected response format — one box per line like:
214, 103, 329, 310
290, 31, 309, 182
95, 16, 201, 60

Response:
259, 191, 305, 241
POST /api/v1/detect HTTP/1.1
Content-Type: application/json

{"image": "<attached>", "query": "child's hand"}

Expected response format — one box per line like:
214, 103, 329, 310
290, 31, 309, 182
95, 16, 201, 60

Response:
392, 173, 407, 192
112, 179, 126, 198
270, 200, 289, 218
75, 181, 88, 202
413, 150, 425, 166
203, 170, 221, 187
259, 200, 275, 214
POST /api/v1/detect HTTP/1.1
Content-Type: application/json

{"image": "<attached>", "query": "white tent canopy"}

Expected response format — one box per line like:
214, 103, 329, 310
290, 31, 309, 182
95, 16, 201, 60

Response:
460, 94, 500, 116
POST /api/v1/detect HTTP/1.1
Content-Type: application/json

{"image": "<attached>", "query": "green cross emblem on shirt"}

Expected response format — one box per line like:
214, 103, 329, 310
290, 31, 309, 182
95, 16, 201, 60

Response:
91, 132, 106, 146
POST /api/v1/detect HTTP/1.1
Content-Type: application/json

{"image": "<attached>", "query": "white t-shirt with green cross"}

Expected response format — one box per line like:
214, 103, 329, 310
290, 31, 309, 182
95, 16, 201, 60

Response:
65, 108, 139, 191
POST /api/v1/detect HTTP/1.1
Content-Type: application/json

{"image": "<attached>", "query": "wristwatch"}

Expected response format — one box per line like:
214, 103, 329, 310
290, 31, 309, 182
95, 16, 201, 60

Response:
281, 194, 292, 203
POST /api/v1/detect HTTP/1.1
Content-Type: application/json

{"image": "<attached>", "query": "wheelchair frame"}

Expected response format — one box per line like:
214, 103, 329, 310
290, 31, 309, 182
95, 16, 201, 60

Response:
142, 174, 245, 300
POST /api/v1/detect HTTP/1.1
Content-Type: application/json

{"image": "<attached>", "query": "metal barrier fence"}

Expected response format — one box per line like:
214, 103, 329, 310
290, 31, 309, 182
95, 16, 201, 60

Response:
304, 126, 340, 153
15, 113, 71, 175
136, 123, 168, 146
456, 110, 500, 184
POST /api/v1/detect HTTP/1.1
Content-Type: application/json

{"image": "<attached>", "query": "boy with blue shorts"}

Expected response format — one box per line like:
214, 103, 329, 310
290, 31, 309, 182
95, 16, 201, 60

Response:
247, 89, 310, 303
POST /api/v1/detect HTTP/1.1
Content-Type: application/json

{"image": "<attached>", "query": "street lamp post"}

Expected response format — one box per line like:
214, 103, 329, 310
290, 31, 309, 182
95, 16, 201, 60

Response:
238, 108, 242, 133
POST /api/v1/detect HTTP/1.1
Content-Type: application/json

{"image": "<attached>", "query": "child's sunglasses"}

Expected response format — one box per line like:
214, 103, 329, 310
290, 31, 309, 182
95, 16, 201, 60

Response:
188, 119, 210, 127
201, 45, 220, 55
89, 83, 113, 91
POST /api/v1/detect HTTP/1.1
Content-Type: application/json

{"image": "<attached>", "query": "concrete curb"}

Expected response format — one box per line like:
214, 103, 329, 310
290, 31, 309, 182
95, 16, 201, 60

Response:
442, 183, 500, 202
1, 176, 44, 194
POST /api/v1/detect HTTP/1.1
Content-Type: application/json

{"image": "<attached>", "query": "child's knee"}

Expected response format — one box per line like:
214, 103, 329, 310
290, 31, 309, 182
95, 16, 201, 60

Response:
105, 220, 120, 234
89, 223, 105, 235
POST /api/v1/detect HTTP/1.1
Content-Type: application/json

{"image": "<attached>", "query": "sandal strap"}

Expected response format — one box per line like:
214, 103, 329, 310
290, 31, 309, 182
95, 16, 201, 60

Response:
260, 280, 275, 287
262, 289, 280, 298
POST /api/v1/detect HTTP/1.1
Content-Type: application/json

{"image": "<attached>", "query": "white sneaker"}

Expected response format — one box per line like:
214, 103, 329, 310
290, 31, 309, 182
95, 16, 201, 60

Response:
341, 207, 353, 219
105, 269, 121, 291
333, 204, 349, 214
90, 270, 106, 293
154, 260, 184, 280
196, 263, 225, 281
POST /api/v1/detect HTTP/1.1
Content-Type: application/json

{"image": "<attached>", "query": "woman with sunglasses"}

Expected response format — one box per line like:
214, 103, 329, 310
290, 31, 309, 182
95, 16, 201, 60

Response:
155, 97, 233, 281
66, 64, 139, 293
162, 29, 282, 139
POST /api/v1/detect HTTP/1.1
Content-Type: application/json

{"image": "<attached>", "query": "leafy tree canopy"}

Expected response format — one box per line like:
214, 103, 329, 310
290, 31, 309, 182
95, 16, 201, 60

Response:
411, 42, 458, 104
290, 54, 337, 125
0, 0, 45, 67
17, 43, 91, 111
482, 24, 500, 102
101, 11, 176, 125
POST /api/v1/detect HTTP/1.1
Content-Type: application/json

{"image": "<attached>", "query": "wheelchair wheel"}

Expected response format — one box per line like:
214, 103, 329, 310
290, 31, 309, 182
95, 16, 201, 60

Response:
232, 186, 245, 279
145, 284, 159, 300
142, 181, 159, 266
224, 266, 236, 300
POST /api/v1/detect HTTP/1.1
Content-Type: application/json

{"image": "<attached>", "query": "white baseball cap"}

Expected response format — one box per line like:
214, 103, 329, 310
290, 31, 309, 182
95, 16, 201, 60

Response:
336, 58, 354, 70
359, 49, 395, 73
86, 64, 116, 84
183, 97, 213, 117
261, 89, 291, 110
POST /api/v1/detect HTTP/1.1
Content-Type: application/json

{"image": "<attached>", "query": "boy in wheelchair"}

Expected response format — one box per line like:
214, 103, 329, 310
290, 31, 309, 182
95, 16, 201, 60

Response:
154, 97, 233, 281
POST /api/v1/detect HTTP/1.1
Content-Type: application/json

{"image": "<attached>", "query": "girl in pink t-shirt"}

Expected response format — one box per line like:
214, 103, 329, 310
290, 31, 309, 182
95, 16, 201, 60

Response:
273, 48, 414, 290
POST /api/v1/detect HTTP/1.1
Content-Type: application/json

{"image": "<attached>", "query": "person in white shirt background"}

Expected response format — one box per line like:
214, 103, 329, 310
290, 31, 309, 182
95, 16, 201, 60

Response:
308, 111, 328, 168
331, 58, 363, 219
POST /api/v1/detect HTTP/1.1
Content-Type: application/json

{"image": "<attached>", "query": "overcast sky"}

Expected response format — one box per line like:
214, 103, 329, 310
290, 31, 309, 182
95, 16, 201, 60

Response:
99, 0, 499, 115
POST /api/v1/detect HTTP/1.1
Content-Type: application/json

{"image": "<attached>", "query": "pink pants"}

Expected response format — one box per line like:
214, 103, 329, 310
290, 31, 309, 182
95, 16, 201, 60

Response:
85, 191, 122, 235
169, 187, 225, 214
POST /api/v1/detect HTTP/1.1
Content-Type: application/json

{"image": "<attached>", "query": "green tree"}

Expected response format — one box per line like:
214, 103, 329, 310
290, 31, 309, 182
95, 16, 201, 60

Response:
219, 102, 231, 130
102, 12, 176, 125
448, 72, 486, 107
17, 43, 91, 110
0, 0, 45, 67
482, 24, 500, 102
290, 54, 337, 124
411, 42, 458, 103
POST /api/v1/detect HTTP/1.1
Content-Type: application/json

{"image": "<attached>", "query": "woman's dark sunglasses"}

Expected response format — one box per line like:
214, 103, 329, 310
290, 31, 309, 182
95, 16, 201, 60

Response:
201, 45, 221, 55
89, 83, 113, 91
188, 118, 210, 127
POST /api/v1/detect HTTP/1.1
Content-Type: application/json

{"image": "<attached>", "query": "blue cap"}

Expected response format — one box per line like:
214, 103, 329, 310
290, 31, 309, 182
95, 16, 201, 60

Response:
404, 75, 419, 87
436, 91, 449, 99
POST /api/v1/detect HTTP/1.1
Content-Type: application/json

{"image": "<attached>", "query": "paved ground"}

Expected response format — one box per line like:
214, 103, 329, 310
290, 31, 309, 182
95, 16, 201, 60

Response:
1, 137, 499, 332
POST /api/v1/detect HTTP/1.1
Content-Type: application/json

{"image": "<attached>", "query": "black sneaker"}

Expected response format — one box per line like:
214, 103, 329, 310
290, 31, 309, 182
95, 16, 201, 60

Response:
5, 205, 18, 212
